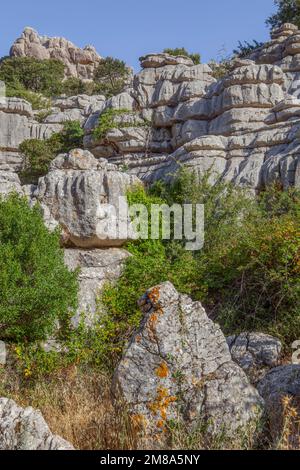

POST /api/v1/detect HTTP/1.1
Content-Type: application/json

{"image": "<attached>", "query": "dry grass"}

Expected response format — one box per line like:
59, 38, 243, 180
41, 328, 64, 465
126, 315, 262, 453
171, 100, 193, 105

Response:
0, 365, 138, 450
1, 364, 300, 451
276, 396, 300, 450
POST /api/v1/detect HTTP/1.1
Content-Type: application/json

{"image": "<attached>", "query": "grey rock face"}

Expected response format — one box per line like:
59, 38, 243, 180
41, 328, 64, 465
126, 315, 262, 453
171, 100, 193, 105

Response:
227, 333, 282, 371
0, 398, 74, 450
35, 149, 139, 248
80, 24, 300, 191
257, 365, 300, 444
10, 27, 102, 81
64, 248, 130, 325
0, 171, 23, 196
113, 282, 263, 447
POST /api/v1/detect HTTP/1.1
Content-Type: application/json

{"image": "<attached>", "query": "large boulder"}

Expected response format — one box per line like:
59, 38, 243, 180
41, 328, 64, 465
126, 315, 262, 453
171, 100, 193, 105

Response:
35, 149, 139, 248
0, 398, 73, 450
113, 282, 264, 448
257, 365, 300, 447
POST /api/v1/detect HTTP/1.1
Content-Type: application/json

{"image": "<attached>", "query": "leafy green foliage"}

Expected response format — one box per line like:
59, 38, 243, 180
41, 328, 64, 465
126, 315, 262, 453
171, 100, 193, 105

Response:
266, 0, 300, 29
93, 108, 150, 142
163, 47, 201, 64
0, 194, 78, 342
94, 57, 130, 97
20, 120, 84, 183
98, 171, 300, 369
208, 59, 232, 79
0, 57, 65, 102
233, 40, 264, 58
60, 77, 94, 97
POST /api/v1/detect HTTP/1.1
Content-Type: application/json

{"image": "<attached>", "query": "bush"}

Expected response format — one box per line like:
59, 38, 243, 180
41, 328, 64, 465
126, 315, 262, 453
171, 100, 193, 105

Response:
20, 120, 84, 183
163, 47, 201, 65
266, 0, 300, 30
0, 194, 78, 342
98, 171, 300, 370
233, 40, 264, 58
93, 108, 149, 142
94, 57, 130, 97
0, 57, 65, 98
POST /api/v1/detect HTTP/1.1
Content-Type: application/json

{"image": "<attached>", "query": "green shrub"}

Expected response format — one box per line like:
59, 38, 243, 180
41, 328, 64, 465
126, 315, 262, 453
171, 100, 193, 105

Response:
233, 40, 264, 58
163, 47, 201, 64
0, 57, 65, 98
94, 57, 130, 97
266, 0, 300, 30
93, 108, 149, 142
97, 171, 300, 370
20, 120, 84, 183
5, 82, 50, 110
0, 194, 78, 342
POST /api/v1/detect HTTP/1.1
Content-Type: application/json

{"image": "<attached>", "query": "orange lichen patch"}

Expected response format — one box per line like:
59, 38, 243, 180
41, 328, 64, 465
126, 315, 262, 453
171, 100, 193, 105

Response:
148, 387, 177, 432
148, 286, 160, 306
135, 335, 142, 344
155, 361, 169, 379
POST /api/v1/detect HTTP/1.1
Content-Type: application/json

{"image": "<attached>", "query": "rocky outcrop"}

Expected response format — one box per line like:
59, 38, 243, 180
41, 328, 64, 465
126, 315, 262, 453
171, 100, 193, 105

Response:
81, 25, 300, 191
113, 282, 264, 448
10, 27, 102, 81
227, 333, 282, 371
64, 248, 130, 325
0, 398, 74, 450
0, 171, 23, 196
33, 149, 139, 248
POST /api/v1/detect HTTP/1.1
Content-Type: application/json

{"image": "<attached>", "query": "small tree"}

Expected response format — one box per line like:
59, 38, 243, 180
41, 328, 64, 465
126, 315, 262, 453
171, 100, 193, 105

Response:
20, 120, 84, 183
0, 194, 78, 342
266, 0, 300, 29
163, 47, 201, 65
233, 40, 264, 58
94, 57, 130, 97
0, 57, 65, 97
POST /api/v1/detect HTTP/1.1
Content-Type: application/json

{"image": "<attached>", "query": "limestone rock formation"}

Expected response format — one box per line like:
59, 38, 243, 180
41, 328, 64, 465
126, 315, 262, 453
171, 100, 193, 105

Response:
64, 248, 130, 325
81, 25, 300, 191
0, 398, 74, 450
34, 149, 139, 248
10, 27, 102, 81
0, 171, 23, 196
113, 282, 264, 447
227, 333, 282, 370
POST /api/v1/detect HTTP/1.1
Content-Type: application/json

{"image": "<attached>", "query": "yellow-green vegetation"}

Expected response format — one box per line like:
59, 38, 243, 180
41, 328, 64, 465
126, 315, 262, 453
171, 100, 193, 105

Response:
100, 170, 300, 368
19, 120, 84, 183
0, 194, 78, 342
93, 108, 150, 142
163, 47, 201, 65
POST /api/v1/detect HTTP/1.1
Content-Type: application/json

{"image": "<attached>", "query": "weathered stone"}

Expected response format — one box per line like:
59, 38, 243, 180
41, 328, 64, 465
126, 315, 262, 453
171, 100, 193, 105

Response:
257, 365, 300, 447
227, 333, 282, 371
113, 282, 263, 448
64, 248, 130, 325
10, 27, 101, 80
0, 398, 73, 450
36, 149, 138, 248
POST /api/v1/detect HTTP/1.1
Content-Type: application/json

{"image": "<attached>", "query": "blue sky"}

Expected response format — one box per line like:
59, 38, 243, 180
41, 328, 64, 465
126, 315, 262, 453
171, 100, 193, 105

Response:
0, 0, 276, 70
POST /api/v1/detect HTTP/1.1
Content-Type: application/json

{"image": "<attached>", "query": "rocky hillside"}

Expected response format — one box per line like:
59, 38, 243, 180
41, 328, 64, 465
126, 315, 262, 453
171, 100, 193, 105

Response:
1, 23, 300, 450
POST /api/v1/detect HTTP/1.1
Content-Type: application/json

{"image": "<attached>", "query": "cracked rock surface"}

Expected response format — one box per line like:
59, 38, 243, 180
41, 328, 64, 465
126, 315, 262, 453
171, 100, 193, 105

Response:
113, 282, 263, 447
